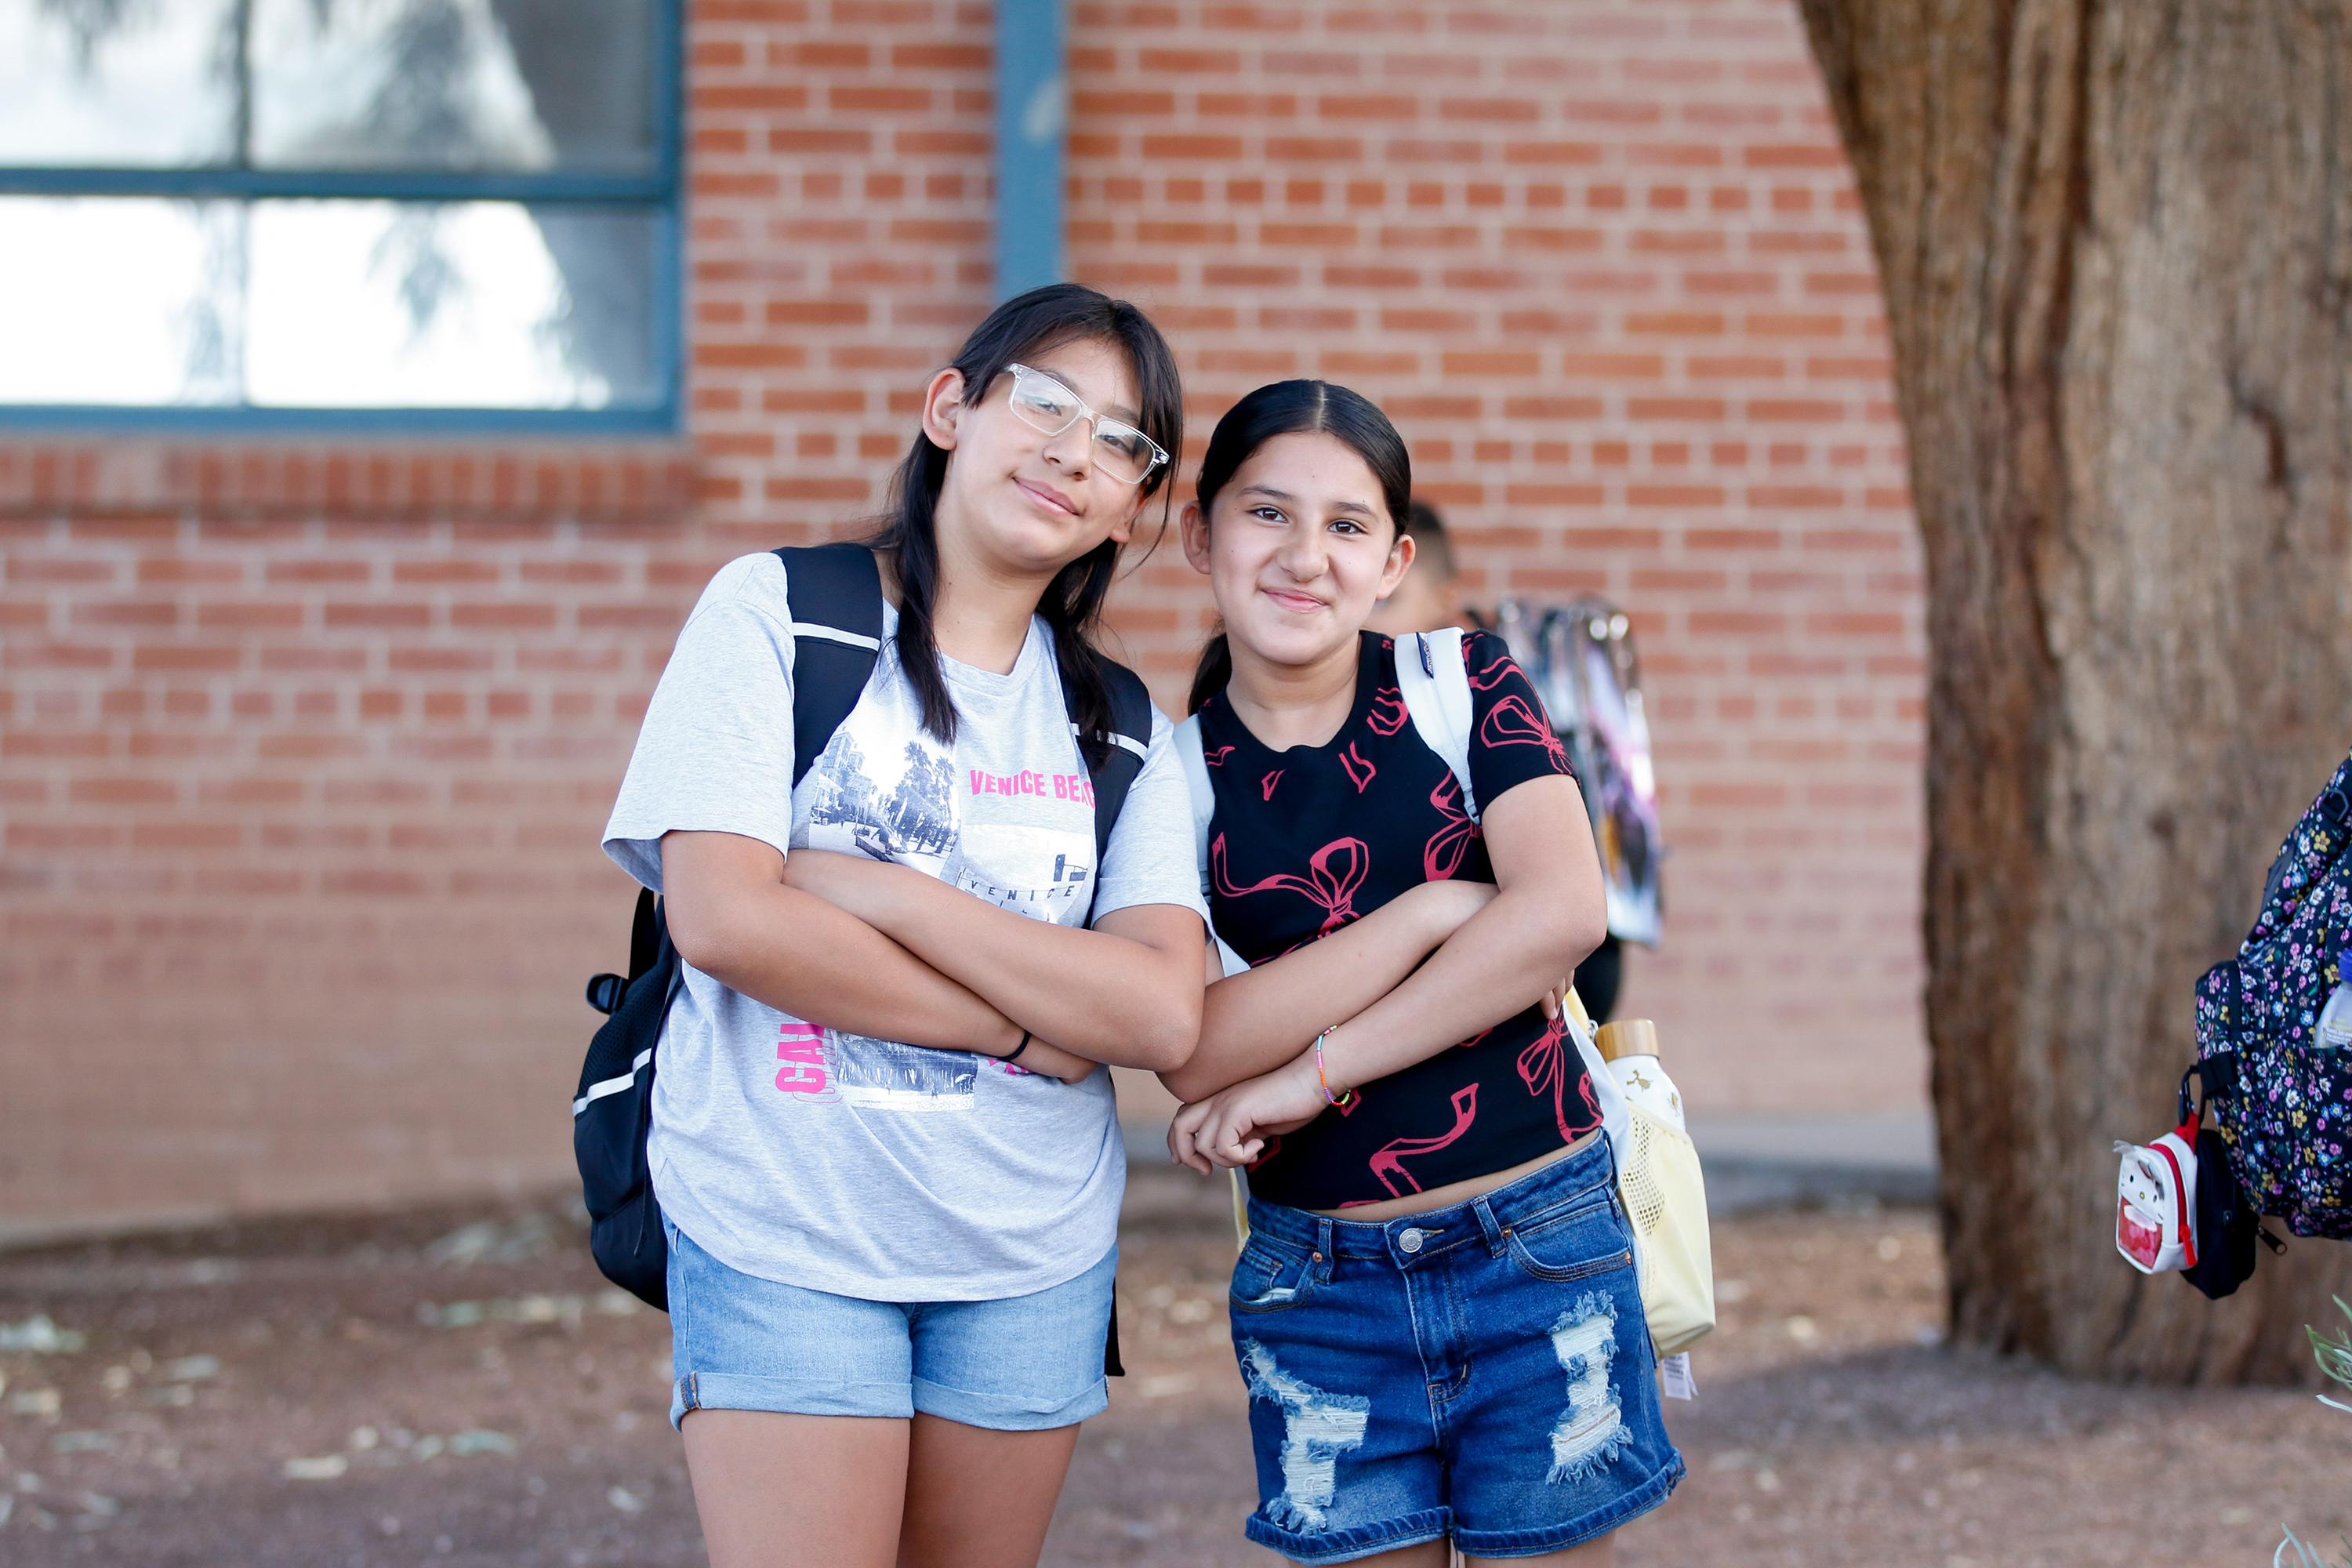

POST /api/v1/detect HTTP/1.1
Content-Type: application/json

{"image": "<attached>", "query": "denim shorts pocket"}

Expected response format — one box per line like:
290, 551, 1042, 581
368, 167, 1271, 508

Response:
1229, 1234, 1318, 1314
1505, 1193, 1635, 1284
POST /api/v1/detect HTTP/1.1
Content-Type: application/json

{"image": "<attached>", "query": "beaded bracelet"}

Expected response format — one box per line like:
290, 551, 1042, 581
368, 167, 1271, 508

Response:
1314, 1025, 1360, 1110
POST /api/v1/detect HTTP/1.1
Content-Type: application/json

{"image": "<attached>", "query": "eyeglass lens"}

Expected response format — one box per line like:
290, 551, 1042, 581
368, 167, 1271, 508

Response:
1007, 368, 1161, 484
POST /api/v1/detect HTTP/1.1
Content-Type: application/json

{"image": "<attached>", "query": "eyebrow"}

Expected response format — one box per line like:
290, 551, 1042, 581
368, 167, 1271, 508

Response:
1033, 367, 1142, 426
1238, 483, 1377, 516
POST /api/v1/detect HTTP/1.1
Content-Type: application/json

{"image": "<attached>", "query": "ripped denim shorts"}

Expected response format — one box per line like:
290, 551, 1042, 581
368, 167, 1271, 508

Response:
1229, 1134, 1683, 1563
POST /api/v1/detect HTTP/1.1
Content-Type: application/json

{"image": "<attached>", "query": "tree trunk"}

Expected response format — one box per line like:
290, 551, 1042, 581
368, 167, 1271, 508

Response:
1795, 0, 2352, 1382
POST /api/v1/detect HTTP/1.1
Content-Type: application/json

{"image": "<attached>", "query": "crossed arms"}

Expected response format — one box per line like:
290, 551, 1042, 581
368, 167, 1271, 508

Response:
661, 830, 1206, 1083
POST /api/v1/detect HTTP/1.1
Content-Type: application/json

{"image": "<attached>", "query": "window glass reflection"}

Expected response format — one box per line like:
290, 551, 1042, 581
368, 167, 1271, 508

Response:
0, 2, 241, 167
249, 0, 655, 172
0, 197, 659, 411
0, 0, 655, 174
246, 201, 659, 408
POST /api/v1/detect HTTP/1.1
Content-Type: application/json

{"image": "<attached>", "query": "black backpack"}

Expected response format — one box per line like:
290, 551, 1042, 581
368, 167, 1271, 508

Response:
2175, 1062, 2286, 1301
574, 542, 1153, 1316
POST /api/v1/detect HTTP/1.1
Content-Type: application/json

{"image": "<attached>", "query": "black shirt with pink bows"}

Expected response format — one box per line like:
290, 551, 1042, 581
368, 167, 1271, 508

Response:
1196, 630, 1598, 1212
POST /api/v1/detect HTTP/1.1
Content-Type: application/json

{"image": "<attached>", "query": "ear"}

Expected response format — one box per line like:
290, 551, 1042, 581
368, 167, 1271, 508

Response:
1102, 488, 1147, 548
1179, 499, 1213, 576
1374, 529, 1417, 601
919, 367, 968, 451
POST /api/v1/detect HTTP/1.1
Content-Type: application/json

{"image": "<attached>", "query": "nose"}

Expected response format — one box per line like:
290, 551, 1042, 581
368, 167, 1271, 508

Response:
1037, 416, 1091, 478
1274, 524, 1327, 579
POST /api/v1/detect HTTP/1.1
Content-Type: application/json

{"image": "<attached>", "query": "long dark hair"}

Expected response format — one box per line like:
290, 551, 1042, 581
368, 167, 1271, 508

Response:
1185, 380, 1412, 715
866, 283, 1183, 759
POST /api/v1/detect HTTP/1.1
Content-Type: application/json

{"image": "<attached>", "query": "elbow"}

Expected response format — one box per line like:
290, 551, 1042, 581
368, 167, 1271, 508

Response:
665, 896, 746, 986
1159, 1058, 1218, 1104
1131, 998, 1203, 1076
1567, 901, 1608, 971
1539, 896, 1607, 984
1124, 969, 1204, 1076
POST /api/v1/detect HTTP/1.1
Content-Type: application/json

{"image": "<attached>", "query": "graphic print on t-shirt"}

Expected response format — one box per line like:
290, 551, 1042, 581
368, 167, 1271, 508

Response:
793, 690, 1097, 1109
800, 718, 978, 1105
806, 730, 958, 871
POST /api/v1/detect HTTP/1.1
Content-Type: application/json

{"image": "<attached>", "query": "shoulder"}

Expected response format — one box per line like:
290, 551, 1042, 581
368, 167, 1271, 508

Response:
684, 550, 797, 631
1460, 628, 1519, 683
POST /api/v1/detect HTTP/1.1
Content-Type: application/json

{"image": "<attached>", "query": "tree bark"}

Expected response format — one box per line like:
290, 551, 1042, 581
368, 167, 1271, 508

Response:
1796, 0, 2352, 1382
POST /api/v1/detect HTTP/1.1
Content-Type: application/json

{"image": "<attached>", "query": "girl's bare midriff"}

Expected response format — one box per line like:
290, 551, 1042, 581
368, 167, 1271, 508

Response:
1307, 1125, 1602, 1223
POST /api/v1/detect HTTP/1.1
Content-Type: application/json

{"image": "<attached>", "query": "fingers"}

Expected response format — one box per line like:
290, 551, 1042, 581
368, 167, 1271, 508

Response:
1168, 1100, 1216, 1174
1203, 1101, 1265, 1169
1165, 1121, 1207, 1174
1540, 977, 1567, 1021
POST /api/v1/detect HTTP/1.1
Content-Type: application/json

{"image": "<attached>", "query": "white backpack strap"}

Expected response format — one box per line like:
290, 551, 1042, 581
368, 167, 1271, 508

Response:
1174, 713, 1250, 978
1563, 1007, 1632, 1177
1395, 628, 1476, 818
1174, 713, 1215, 895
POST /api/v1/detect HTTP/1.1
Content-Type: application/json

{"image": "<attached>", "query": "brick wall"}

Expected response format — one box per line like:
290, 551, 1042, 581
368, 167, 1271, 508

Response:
1062, 0, 1929, 1116
0, 0, 1923, 1237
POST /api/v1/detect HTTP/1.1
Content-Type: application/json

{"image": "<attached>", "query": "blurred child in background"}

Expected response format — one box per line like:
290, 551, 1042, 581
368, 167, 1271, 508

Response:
1363, 499, 1465, 637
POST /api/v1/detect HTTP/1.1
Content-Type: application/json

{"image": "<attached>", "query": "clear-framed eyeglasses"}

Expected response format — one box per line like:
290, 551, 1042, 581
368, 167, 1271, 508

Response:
1003, 364, 1170, 487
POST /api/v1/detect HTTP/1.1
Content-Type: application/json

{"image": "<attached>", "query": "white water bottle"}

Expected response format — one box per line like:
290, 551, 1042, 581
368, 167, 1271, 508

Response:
1594, 1018, 1684, 1133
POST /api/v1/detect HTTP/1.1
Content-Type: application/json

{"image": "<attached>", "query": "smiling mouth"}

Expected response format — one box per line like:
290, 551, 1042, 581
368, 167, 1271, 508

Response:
1263, 588, 1327, 614
1016, 478, 1080, 517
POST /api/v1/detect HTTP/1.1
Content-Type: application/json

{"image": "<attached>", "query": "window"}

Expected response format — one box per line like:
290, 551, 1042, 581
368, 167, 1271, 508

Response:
0, 0, 680, 430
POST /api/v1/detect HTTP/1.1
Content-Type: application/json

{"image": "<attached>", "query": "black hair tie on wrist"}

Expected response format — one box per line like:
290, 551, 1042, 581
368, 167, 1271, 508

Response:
1003, 1031, 1030, 1063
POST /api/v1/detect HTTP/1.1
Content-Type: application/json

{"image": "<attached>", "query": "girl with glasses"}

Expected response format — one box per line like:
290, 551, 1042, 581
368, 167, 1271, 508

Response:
1163, 382, 1683, 1566
601, 285, 1208, 1568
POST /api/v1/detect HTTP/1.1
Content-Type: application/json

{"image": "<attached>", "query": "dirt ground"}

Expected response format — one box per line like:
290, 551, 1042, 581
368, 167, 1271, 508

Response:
2, 1171, 2345, 1567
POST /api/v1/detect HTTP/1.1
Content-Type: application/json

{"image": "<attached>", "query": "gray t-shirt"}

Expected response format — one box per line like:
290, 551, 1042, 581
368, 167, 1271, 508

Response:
602, 550, 1205, 1301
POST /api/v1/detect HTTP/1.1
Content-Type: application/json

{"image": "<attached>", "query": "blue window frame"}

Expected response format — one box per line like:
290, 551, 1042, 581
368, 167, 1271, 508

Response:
0, 0, 681, 434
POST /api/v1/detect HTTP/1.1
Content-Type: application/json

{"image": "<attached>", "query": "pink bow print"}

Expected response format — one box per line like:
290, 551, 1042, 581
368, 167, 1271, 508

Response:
1480, 692, 1573, 773
1213, 833, 1370, 937
1518, 1014, 1604, 1143
1368, 1083, 1479, 1196
1423, 770, 1478, 880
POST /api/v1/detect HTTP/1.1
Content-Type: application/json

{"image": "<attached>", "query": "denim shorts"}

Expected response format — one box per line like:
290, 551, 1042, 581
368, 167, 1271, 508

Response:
664, 1215, 1116, 1432
1229, 1135, 1683, 1563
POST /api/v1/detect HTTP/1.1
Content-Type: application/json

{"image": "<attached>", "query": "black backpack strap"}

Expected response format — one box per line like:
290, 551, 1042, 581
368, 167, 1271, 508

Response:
2182, 1053, 2241, 1125
772, 543, 885, 787
627, 887, 660, 979
1080, 660, 1154, 868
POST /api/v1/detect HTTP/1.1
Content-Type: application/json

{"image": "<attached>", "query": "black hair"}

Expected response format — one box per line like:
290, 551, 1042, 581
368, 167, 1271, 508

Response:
1185, 379, 1411, 715
1403, 498, 1457, 581
866, 283, 1183, 758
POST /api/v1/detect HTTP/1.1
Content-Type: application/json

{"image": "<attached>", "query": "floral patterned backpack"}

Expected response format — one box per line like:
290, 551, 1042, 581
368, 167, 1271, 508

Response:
2193, 746, 2352, 1240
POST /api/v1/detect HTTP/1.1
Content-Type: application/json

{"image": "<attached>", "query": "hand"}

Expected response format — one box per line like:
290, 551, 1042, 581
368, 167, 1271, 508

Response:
1539, 976, 1573, 1022
1166, 1054, 1328, 1174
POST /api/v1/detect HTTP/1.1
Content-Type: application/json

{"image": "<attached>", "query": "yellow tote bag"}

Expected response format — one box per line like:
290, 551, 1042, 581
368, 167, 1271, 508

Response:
1579, 1000, 1715, 1357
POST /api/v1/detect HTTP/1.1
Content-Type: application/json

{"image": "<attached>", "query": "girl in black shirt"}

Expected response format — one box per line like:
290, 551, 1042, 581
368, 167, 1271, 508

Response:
1162, 382, 1682, 1565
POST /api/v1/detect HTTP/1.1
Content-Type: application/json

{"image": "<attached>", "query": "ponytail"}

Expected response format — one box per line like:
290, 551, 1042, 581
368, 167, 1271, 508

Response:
1187, 630, 1233, 716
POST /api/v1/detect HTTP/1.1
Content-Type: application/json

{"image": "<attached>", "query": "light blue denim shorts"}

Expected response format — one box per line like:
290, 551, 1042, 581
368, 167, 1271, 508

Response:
1229, 1134, 1683, 1563
663, 1215, 1116, 1432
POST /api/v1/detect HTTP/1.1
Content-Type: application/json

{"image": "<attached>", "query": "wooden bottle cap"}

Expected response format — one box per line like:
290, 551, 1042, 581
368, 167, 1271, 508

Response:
1592, 1018, 1658, 1063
